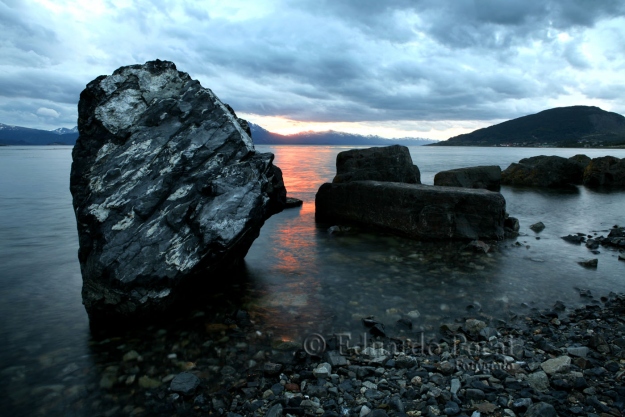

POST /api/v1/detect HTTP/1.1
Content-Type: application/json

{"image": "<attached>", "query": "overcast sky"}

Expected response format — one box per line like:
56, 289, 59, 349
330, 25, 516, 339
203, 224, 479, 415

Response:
2, 0, 625, 139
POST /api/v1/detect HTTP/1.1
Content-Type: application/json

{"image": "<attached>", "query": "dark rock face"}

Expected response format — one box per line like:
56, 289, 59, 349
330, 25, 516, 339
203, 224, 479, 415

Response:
332, 145, 421, 184
583, 156, 625, 186
70, 60, 286, 323
569, 154, 591, 169
434, 165, 501, 191
316, 181, 506, 240
501, 155, 584, 187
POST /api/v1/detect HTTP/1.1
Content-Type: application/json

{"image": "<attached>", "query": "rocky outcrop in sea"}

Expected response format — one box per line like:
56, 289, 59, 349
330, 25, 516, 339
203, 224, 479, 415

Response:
501, 155, 585, 187
70, 60, 286, 323
316, 146, 506, 241
502, 154, 625, 188
583, 156, 625, 186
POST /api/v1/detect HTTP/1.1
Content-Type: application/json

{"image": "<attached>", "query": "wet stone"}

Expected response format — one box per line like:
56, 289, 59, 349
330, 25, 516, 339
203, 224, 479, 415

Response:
578, 258, 598, 268
465, 388, 485, 401
527, 371, 550, 392
394, 355, 417, 369
444, 401, 461, 415
524, 402, 558, 417
138, 375, 161, 389
312, 362, 332, 378
512, 397, 533, 411
170, 372, 200, 395
541, 356, 571, 375
122, 350, 140, 362
264, 362, 283, 376
266, 403, 283, 417
325, 351, 348, 367
465, 318, 487, 334
566, 346, 590, 358
530, 222, 545, 232
451, 378, 461, 394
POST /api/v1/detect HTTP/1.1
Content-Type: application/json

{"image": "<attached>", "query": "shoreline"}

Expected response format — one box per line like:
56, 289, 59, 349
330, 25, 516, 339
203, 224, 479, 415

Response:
39, 291, 623, 417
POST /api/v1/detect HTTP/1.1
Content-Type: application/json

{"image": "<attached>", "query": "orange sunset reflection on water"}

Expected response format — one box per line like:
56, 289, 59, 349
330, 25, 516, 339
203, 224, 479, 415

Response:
243, 146, 343, 341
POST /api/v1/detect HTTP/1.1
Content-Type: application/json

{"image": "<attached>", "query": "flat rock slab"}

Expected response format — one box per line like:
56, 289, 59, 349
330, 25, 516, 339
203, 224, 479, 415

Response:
434, 165, 501, 191
316, 181, 505, 240
70, 60, 286, 323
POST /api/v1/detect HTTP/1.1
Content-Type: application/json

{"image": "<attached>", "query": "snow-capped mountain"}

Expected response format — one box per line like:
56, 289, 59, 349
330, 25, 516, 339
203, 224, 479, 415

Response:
0, 123, 78, 145
249, 123, 436, 146
51, 126, 78, 135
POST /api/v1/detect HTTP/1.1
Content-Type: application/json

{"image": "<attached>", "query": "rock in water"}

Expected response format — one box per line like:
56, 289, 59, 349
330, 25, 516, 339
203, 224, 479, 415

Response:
332, 145, 421, 184
583, 156, 625, 186
501, 155, 584, 187
434, 165, 501, 191
70, 60, 286, 323
316, 181, 505, 240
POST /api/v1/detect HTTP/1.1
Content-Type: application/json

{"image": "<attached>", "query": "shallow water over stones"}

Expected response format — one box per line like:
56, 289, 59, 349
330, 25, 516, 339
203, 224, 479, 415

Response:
1, 145, 625, 415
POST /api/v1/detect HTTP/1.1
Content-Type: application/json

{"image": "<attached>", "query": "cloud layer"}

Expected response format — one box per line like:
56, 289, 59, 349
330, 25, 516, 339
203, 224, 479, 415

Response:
1, 0, 624, 138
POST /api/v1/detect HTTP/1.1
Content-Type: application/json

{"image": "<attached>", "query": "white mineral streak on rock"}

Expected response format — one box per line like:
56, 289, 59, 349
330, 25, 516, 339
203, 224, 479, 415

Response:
146, 181, 162, 195
99, 74, 125, 95
119, 139, 153, 165
96, 143, 118, 162
203, 88, 254, 150
89, 176, 105, 193
88, 204, 110, 222
164, 227, 199, 271
167, 184, 193, 201
146, 220, 160, 237
112, 211, 135, 230
212, 218, 247, 242
95, 89, 147, 134
136, 69, 179, 103
88, 187, 132, 222
148, 289, 171, 299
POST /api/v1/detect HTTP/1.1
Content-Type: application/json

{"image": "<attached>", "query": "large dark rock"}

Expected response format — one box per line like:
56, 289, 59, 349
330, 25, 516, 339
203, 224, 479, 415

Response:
316, 181, 506, 240
583, 156, 625, 186
434, 165, 501, 191
332, 145, 420, 184
501, 155, 584, 187
70, 60, 286, 323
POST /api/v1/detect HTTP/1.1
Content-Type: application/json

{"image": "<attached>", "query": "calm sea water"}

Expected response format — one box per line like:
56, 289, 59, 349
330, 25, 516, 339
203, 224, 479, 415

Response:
1, 145, 624, 415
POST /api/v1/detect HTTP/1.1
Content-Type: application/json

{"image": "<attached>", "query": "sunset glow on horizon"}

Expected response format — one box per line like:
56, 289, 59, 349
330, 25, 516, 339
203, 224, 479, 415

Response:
239, 113, 496, 141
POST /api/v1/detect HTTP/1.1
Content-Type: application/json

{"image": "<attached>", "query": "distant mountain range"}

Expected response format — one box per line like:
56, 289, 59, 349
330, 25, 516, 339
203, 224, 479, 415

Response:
0, 122, 436, 146
249, 123, 436, 146
433, 106, 625, 147
0, 123, 78, 145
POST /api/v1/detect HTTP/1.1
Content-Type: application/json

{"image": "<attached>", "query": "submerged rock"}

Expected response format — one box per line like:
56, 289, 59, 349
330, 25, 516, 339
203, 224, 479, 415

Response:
284, 197, 303, 208
583, 156, 625, 186
434, 165, 501, 191
70, 60, 286, 323
578, 258, 598, 268
529, 221, 545, 232
332, 145, 420, 184
501, 155, 584, 187
316, 181, 506, 240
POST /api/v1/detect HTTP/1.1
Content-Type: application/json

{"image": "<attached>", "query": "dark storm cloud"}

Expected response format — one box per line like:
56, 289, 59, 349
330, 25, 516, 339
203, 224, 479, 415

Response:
0, 0, 624, 131
0, 69, 84, 104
